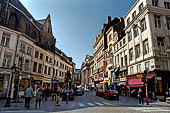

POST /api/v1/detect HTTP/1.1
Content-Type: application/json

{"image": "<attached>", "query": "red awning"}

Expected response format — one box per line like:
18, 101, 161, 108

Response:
121, 78, 144, 87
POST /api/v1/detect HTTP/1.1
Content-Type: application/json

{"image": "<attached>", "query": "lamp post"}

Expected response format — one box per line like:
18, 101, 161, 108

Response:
142, 69, 149, 105
4, 64, 16, 107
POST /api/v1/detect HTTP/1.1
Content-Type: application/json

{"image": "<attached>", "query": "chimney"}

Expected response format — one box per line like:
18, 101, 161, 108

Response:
108, 16, 111, 23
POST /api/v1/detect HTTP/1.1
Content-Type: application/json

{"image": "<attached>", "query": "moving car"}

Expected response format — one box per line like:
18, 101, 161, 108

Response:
104, 90, 119, 100
96, 88, 104, 97
75, 88, 83, 96
62, 89, 74, 101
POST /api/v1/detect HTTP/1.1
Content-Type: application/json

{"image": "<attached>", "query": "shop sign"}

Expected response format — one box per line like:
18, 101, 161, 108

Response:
120, 77, 126, 81
136, 74, 143, 78
156, 77, 162, 80
52, 77, 56, 83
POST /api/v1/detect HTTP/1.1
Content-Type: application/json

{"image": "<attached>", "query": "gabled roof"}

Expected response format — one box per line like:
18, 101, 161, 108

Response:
10, 0, 41, 28
37, 19, 46, 25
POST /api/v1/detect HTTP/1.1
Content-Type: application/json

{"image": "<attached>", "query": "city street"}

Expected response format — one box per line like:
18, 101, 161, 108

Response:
0, 91, 170, 113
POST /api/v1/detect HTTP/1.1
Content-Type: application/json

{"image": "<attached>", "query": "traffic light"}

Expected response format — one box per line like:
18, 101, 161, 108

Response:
68, 79, 72, 82
142, 76, 146, 83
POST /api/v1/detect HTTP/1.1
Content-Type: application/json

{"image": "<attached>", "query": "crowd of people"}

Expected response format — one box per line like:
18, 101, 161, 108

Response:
24, 85, 63, 109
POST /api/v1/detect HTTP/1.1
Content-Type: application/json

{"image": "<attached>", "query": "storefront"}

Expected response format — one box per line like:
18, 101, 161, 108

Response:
43, 78, 52, 88
31, 76, 43, 88
0, 70, 10, 98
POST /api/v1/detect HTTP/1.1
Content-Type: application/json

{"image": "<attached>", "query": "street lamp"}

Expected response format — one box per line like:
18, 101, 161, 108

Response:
142, 69, 149, 105
4, 64, 16, 107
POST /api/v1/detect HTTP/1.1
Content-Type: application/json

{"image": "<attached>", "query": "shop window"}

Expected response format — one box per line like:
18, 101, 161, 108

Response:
2, 54, 11, 68
0, 75, 3, 91
1, 32, 10, 47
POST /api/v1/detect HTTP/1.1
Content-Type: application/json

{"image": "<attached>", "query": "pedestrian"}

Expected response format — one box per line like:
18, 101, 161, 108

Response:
44, 86, 49, 101
25, 85, 34, 109
35, 88, 42, 109
138, 88, 144, 105
55, 87, 62, 106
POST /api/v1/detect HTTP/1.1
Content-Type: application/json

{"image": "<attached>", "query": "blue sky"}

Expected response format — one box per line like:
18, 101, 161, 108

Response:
19, 0, 136, 69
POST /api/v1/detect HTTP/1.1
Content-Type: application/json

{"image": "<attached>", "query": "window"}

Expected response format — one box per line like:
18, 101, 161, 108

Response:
135, 44, 140, 58
141, 18, 147, 32
139, 3, 144, 12
33, 62, 37, 72
35, 51, 39, 58
164, 2, 170, 9
54, 60, 56, 65
161, 60, 169, 70
121, 57, 123, 67
20, 43, 26, 53
48, 67, 51, 75
40, 53, 43, 60
129, 48, 133, 61
109, 34, 112, 42
53, 68, 55, 75
18, 57, 23, 70
133, 25, 139, 38
56, 61, 58, 66
137, 64, 141, 72
56, 69, 58, 76
130, 66, 134, 74
143, 39, 149, 55
46, 56, 48, 62
2, 54, 11, 68
157, 37, 165, 52
152, 0, 158, 6
132, 11, 136, 19
49, 58, 52, 63
145, 61, 150, 69
109, 44, 112, 51
38, 63, 42, 73
24, 60, 29, 71
167, 18, 170, 30
154, 16, 161, 28
44, 65, 47, 74
123, 38, 126, 44
127, 18, 130, 25
127, 30, 132, 42
27, 47, 32, 55
1, 32, 10, 47
120, 41, 122, 47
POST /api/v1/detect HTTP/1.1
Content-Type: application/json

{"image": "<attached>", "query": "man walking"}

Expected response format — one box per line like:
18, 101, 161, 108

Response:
138, 88, 144, 105
35, 88, 42, 109
55, 87, 62, 106
25, 85, 34, 109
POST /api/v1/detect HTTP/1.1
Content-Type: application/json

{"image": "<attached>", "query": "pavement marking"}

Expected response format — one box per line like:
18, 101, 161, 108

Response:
79, 103, 85, 107
94, 102, 104, 106
142, 110, 170, 112
128, 107, 170, 112
102, 102, 113, 106
2, 110, 45, 113
87, 103, 95, 106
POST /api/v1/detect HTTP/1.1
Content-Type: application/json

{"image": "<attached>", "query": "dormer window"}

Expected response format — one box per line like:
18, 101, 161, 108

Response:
139, 3, 144, 12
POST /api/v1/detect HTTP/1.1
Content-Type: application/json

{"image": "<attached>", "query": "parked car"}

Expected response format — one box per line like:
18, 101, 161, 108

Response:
62, 89, 74, 101
75, 88, 83, 96
96, 88, 104, 97
104, 90, 119, 100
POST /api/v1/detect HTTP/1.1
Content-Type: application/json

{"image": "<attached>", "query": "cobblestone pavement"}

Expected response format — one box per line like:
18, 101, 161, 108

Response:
0, 91, 169, 113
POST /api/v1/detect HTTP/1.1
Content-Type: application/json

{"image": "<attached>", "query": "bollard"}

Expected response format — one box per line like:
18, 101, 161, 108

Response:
66, 93, 69, 104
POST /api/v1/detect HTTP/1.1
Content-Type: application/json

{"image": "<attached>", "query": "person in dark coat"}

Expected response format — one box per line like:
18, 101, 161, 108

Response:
138, 88, 144, 105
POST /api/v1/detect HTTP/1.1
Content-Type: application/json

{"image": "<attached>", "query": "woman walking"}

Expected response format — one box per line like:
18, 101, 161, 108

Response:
35, 88, 42, 109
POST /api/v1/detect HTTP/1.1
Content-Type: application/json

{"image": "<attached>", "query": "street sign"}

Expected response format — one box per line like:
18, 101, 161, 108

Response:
52, 77, 56, 83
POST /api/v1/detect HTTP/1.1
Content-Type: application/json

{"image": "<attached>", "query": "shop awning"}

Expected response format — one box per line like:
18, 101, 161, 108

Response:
121, 78, 144, 87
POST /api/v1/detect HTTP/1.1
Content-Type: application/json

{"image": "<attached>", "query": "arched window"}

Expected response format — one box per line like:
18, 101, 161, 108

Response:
8, 15, 17, 30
